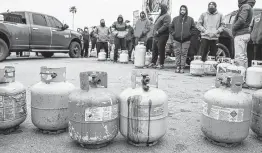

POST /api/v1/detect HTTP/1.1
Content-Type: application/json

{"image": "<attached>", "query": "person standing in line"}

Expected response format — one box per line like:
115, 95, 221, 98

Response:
170, 5, 195, 73
148, 3, 171, 69
146, 17, 154, 52
250, 11, 262, 60
94, 19, 110, 58
232, 0, 256, 68
111, 15, 128, 62
82, 27, 90, 58
134, 11, 151, 46
196, 2, 225, 62
90, 26, 97, 51
125, 20, 134, 60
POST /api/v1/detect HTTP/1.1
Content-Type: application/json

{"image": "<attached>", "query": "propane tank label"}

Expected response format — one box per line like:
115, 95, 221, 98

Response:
84, 104, 118, 122
131, 104, 165, 119
190, 64, 203, 69
202, 102, 244, 122
204, 64, 217, 73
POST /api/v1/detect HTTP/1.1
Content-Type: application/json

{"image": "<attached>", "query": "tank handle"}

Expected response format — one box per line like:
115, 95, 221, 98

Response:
0, 66, 15, 83
207, 56, 215, 61
131, 69, 158, 89
194, 56, 202, 61
80, 71, 107, 91
40, 67, 66, 84
227, 76, 243, 93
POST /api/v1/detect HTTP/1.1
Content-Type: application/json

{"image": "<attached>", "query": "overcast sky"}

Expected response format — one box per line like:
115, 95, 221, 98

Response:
0, 0, 262, 30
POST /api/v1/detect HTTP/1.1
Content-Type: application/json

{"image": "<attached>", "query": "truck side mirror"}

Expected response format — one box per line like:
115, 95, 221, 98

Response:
62, 24, 69, 30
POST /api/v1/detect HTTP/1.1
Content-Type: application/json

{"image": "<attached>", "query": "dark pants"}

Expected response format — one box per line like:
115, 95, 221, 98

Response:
146, 37, 153, 52
114, 38, 126, 61
91, 39, 97, 50
199, 39, 218, 62
96, 42, 109, 58
254, 44, 262, 60
81, 41, 89, 57
126, 39, 133, 59
151, 35, 169, 65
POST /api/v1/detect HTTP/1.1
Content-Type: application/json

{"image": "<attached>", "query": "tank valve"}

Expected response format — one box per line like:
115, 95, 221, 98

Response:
141, 74, 150, 92
89, 73, 101, 87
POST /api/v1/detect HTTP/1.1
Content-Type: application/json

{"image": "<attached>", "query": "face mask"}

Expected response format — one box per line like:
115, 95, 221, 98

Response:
101, 22, 105, 26
208, 7, 217, 14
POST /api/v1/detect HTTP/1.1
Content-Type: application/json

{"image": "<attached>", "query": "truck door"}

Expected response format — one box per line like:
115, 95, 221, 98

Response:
30, 13, 51, 49
47, 16, 70, 49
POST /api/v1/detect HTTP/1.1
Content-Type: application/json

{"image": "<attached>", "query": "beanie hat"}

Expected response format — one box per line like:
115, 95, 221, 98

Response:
208, 1, 217, 8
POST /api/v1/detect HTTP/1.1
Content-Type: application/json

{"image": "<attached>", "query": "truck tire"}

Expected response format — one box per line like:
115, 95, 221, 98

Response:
41, 52, 54, 58
216, 43, 230, 58
0, 38, 9, 62
69, 41, 81, 58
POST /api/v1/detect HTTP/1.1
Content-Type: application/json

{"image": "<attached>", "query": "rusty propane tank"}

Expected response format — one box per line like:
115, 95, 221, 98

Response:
0, 66, 27, 133
119, 70, 168, 146
68, 71, 119, 149
31, 67, 75, 133
201, 75, 252, 145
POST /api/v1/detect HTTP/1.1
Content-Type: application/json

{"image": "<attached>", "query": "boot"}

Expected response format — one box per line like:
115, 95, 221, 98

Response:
157, 65, 164, 69
175, 67, 180, 73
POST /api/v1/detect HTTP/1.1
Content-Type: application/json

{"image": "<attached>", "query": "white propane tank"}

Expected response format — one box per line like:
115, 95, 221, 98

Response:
216, 57, 232, 80
98, 49, 106, 61
134, 42, 146, 68
90, 49, 97, 58
145, 51, 152, 66
226, 61, 246, 82
119, 50, 129, 63
190, 56, 204, 76
246, 60, 262, 88
204, 56, 218, 76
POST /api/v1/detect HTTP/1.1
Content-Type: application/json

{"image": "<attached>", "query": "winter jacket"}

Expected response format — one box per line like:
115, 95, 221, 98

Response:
232, 0, 256, 36
125, 25, 134, 41
134, 18, 150, 38
170, 5, 195, 43
112, 15, 128, 38
153, 4, 171, 38
82, 31, 90, 42
197, 11, 225, 40
147, 23, 154, 39
90, 31, 97, 41
251, 13, 262, 44
94, 26, 110, 42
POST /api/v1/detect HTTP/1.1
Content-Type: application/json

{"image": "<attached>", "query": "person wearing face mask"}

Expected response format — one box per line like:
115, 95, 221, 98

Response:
196, 2, 225, 62
111, 15, 129, 62
146, 17, 154, 52
233, 0, 256, 68
82, 27, 90, 58
125, 20, 134, 60
170, 5, 195, 73
90, 26, 97, 52
94, 19, 110, 58
134, 11, 151, 46
148, 3, 171, 69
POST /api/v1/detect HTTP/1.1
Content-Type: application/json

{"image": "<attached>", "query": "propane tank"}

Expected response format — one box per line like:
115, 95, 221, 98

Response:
251, 88, 262, 139
119, 70, 168, 146
134, 42, 146, 68
190, 56, 204, 76
226, 61, 246, 82
0, 66, 27, 132
145, 51, 152, 66
246, 60, 262, 88
216, 57, 232, 80
204, 56, 218, 75
90, 49, 97, 58
98, 49, 107, 61
119, 50, 129, 63
201, 75, 252, 144
31, 67, 75, 133
68, 71, 119, 148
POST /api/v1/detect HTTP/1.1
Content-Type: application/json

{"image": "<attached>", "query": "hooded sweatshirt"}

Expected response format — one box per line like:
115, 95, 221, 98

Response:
232, 0, 256, 36
95, 20, 110, 42
112, 15, 128, 38
134, 11, 150, 38
82, 27, 90, 42
251, 12, 262, 44
169, 5, 195, 43
153, 4, 171, 38
197, 7, 225, 40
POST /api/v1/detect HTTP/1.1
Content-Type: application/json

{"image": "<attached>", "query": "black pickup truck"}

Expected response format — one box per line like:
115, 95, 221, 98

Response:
0, 11, 84, 61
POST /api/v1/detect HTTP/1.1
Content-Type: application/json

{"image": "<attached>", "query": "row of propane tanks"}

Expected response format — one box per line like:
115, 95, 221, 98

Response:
190, 56, 262, 89
0, 66, 167, 148
1, 65, 262, 149
91, 42, 153, 67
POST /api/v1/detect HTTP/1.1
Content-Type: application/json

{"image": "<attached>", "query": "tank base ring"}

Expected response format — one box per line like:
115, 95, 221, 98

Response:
127, 140, 158, 147
79, 141, 111, 149
38, 128, 67, 135
0, 125, 20, 135
135, 66, 145, 69
190, 74, 204, 77
205, 136, 241, 148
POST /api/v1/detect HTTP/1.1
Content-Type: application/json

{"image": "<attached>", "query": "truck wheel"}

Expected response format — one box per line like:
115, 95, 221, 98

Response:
69, 41, 81, 58
41, 52, 54, 58
0, 38, 9, 62
207, 43, 230, 59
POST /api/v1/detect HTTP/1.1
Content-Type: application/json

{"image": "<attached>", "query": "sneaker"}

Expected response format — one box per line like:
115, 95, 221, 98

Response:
148, 63, 156, 68
175, 67, 180, 73
157, 65, 164, 69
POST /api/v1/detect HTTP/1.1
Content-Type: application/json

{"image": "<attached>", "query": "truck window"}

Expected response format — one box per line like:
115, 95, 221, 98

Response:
52, 17, 63, 29
32, 14, 47, 26
47, 16, 56, 28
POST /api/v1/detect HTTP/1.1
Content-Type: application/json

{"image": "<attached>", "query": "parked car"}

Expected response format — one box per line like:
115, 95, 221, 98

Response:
0, 11, 84, 61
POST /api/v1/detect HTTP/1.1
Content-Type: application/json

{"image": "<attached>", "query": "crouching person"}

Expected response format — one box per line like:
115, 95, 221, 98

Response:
170, 5, 195, 73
